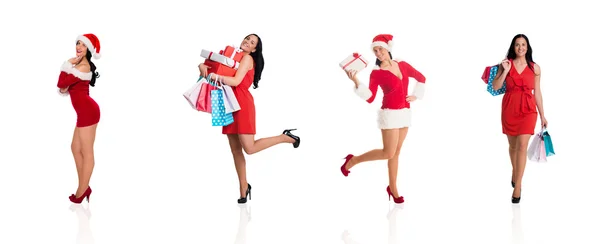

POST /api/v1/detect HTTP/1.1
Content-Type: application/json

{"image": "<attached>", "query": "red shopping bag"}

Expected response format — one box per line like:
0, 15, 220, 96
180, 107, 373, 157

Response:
196, 80, 217, 113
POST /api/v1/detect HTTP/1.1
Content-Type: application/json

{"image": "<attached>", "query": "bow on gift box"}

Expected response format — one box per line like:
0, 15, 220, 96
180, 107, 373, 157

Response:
342, 53, 368, 70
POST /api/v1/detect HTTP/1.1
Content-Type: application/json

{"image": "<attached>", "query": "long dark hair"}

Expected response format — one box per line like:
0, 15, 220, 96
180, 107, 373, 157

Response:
84, 49, 100, 87
247, 34, 264, 89
506, 34, 535, 71
375, 51, 393, 66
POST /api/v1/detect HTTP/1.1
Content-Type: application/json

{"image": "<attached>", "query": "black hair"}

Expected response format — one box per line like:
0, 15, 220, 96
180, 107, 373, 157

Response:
506, 34, 535, 71
247, 33, 264, 89
375, 51, 393, 66
84, 50, 100, 87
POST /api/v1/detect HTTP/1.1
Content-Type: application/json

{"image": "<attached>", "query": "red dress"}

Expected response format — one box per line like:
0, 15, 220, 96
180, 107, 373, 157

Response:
222, 67, 256, 135
354, 60, 426, 129
57, 61, 101, 127
501, 59, 537, 135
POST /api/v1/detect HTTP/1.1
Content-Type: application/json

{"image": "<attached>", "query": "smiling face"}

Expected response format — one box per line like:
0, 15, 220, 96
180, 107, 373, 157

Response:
514, 37, 528, 58
240, 35, 258, 53
76, 40, 88, 57
373, 46, 389, 62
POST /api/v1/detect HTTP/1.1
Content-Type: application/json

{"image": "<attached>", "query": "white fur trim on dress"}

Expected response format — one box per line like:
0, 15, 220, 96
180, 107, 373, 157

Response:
412, 82, 425, 99
76, 35, 100, 59
60, 60, 92, 80
371, 41, 392, 51
377, 108, 411, 129
354, 82, 372, 100
57, 88, 69, 96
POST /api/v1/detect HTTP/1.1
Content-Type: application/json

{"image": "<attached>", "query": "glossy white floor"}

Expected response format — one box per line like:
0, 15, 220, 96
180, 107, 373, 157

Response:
1, 0, 598, 243
1, 148, 599, 244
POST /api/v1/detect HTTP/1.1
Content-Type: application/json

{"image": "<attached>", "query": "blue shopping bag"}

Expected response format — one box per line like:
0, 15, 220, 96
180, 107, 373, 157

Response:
486, 65, 506, 96
210, 84, 234, 126
541, 128, 555, 156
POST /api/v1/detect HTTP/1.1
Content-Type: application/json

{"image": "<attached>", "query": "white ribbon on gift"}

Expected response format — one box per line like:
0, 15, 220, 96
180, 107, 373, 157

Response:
200, 49, 240, 69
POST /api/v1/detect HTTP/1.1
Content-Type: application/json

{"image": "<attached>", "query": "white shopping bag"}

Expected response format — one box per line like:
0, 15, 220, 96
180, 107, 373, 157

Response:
183, 77, 205, 110
527, 132, 547, 162
222, 84, 241, 113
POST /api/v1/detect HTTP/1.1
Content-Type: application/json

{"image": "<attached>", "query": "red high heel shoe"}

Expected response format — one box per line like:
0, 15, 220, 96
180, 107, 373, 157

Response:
386, 186, 404, 204
340, 154, 353, 177
70, 187, 92, 204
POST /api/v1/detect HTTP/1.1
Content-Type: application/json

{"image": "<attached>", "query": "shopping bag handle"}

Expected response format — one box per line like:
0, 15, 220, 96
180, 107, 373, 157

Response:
197, 73, 214, 83
207, 74, 224, 89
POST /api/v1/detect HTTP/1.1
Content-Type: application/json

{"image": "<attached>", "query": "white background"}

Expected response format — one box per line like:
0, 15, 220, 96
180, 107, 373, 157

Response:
0, 0, 598, 243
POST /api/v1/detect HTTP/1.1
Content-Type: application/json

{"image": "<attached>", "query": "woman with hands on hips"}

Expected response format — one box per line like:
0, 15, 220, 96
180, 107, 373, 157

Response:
340, 34, 426, 204
197, 34, 301, 204
491, 34, 548, 204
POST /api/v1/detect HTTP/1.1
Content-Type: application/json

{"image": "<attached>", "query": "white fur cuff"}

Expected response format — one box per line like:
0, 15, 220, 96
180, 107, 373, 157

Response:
354, 83, 372, 100
57, 88, 69, 96
60, 60, 92, 81
412, 82, 425, 99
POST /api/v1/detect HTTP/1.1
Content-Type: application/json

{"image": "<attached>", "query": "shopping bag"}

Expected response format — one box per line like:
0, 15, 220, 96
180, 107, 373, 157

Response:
542, 128, 555, 156
222, 85, 241, 114
538, 140, 547, 162
210, 85, 234, 126
527, 131, 543, 161
183, 77, 204, 110
196, 74, 217, 113
485, 65, 506, 96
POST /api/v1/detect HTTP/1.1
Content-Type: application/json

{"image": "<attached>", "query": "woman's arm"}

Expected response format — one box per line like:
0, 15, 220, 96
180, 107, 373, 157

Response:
57, 61, 91, 88
213, 55, 253, 87
492, 60, 510, 91
533, 64, 545, 118
404, 62, 426, 99
354, 72, 378, 103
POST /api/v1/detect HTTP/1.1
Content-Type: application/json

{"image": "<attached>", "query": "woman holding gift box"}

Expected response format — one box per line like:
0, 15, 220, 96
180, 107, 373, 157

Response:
198, 34, 301, 204
57, 33, 102, 204
341, 34, 426, 204
490, 34, 548, 204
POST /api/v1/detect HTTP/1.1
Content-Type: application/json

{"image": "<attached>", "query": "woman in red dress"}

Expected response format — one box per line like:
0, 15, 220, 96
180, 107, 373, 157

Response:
57, 33, 102, 204
341, 34, 426, 204
490, 34, 548, 204
198, 34, 301, 204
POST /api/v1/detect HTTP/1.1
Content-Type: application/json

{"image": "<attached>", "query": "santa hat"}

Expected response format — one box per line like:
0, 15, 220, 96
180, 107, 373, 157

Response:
77, 33, 101, 59
371, 34, 394, 52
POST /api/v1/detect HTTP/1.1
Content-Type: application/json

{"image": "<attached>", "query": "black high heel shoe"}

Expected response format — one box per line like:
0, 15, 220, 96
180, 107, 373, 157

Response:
512, 188, 521, 204
511, 181, 515, 188
238, 184, 252, 204
283, 129, 300, 148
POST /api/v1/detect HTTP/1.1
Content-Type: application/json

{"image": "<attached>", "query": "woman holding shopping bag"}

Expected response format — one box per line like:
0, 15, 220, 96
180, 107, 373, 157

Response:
490, 34, 548, 204
341, 34, 426, 204
198, 33, 301, 204
57, 33, 102, 204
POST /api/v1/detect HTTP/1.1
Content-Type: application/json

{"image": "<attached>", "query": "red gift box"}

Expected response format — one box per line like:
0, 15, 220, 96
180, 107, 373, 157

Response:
222, 46, 243, 61
204, 59, 237, 77
202, 45, 244, 77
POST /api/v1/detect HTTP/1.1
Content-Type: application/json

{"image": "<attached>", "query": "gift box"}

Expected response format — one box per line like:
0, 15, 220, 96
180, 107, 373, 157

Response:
339, 53, 369, 72
204, 59, 237, 77
201, 46, 243, 69
222, 45, 243, 62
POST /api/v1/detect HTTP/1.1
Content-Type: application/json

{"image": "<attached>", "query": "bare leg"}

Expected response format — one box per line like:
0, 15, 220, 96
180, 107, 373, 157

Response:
388, 128, 408, 198
237, 134, 294, 155
346, 129, 400, 170
71, 127, 84, 194
75, 123, 98, 198
513, 134, 531, 198
228, 134, 249, 197
507, 135, 518, 184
